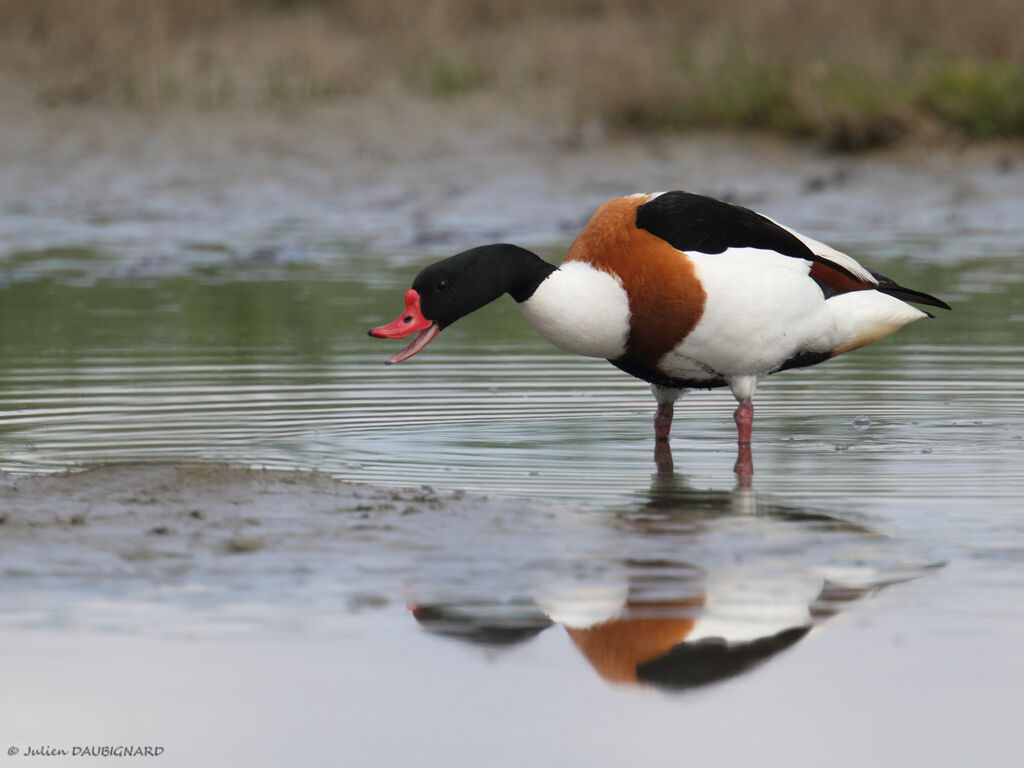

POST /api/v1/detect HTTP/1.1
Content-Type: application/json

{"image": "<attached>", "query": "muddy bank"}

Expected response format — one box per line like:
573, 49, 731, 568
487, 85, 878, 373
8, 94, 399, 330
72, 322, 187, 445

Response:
2, 101, 1023, 279
0, 463, 506, 591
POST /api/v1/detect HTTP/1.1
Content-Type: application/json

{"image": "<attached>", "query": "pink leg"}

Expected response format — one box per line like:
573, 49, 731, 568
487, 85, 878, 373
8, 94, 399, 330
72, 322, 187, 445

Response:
654, 401, 674, 442
732, 399, 754, 484
733, 399, 754, 445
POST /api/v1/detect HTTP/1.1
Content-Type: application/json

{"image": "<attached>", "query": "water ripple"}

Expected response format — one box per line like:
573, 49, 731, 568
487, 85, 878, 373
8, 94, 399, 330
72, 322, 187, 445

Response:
2, 345, 1022, 512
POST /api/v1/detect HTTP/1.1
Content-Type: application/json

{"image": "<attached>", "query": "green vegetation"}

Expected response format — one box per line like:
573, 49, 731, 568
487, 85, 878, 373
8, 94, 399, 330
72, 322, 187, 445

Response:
1, 0, 1022, 149
919, 59, 1024, 138
405, 52, 490, 98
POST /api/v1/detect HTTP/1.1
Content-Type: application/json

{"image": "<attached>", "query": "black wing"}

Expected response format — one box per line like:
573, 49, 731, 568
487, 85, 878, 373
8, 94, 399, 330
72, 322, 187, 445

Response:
635, 191, 816, 261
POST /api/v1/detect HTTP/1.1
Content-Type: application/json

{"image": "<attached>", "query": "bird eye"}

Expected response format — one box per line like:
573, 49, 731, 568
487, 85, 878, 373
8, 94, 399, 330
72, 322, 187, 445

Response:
436, 279, 450, 292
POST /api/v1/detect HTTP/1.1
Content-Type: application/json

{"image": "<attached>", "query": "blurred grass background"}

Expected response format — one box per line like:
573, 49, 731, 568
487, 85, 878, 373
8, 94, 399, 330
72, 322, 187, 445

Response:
1, 0, 1022, 149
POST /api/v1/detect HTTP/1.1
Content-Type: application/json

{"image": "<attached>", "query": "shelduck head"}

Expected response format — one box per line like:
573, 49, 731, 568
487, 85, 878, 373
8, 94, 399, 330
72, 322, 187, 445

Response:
368, 244, 554, 364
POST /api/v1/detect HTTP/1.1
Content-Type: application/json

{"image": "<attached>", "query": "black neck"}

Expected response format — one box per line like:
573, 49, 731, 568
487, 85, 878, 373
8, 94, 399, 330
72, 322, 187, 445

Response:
482, 244, 558, 302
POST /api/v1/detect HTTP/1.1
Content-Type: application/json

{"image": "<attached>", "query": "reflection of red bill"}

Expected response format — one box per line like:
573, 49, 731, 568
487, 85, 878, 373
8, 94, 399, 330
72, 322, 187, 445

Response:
368, 289, 441, 365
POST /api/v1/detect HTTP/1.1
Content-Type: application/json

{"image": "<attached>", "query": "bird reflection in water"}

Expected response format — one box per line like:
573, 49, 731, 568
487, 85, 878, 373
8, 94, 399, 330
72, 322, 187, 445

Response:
409, 453, 938, 691
655, 423, 752, 484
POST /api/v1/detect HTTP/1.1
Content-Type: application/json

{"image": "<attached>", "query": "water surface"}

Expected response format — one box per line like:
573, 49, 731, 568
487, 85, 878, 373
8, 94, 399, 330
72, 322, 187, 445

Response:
1, 235, 1022, 766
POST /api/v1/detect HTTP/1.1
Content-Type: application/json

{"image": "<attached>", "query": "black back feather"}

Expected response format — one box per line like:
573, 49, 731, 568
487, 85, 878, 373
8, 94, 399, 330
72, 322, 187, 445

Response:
635, 191, 815, 260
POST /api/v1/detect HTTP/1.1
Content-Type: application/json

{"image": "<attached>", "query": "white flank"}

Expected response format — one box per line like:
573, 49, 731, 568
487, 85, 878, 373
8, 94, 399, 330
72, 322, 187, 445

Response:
518, 261, 630, 360
659, 247, 827, 381
658, 247, 925, 392
685, 566, 824, 644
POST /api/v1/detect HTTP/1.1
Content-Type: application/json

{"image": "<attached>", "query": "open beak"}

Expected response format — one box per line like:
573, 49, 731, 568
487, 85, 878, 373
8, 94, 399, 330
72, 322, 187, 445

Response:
368, 288, 441, 365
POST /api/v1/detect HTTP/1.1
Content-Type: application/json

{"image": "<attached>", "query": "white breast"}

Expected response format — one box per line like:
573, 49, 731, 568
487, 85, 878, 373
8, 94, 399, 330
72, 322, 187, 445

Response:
518, 261, 630, 360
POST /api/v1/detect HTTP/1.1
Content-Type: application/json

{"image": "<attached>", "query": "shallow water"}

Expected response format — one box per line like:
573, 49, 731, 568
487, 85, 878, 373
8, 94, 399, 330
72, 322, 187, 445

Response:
2, 230, 1023, 765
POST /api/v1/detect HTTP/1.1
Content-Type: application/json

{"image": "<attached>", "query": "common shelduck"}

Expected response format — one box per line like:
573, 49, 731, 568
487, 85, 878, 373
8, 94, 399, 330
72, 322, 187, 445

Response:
370, 192, 948, 469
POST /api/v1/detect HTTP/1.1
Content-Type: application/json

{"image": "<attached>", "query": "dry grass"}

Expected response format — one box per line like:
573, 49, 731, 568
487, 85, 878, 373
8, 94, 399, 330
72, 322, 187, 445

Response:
2, 0, 1023, 148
